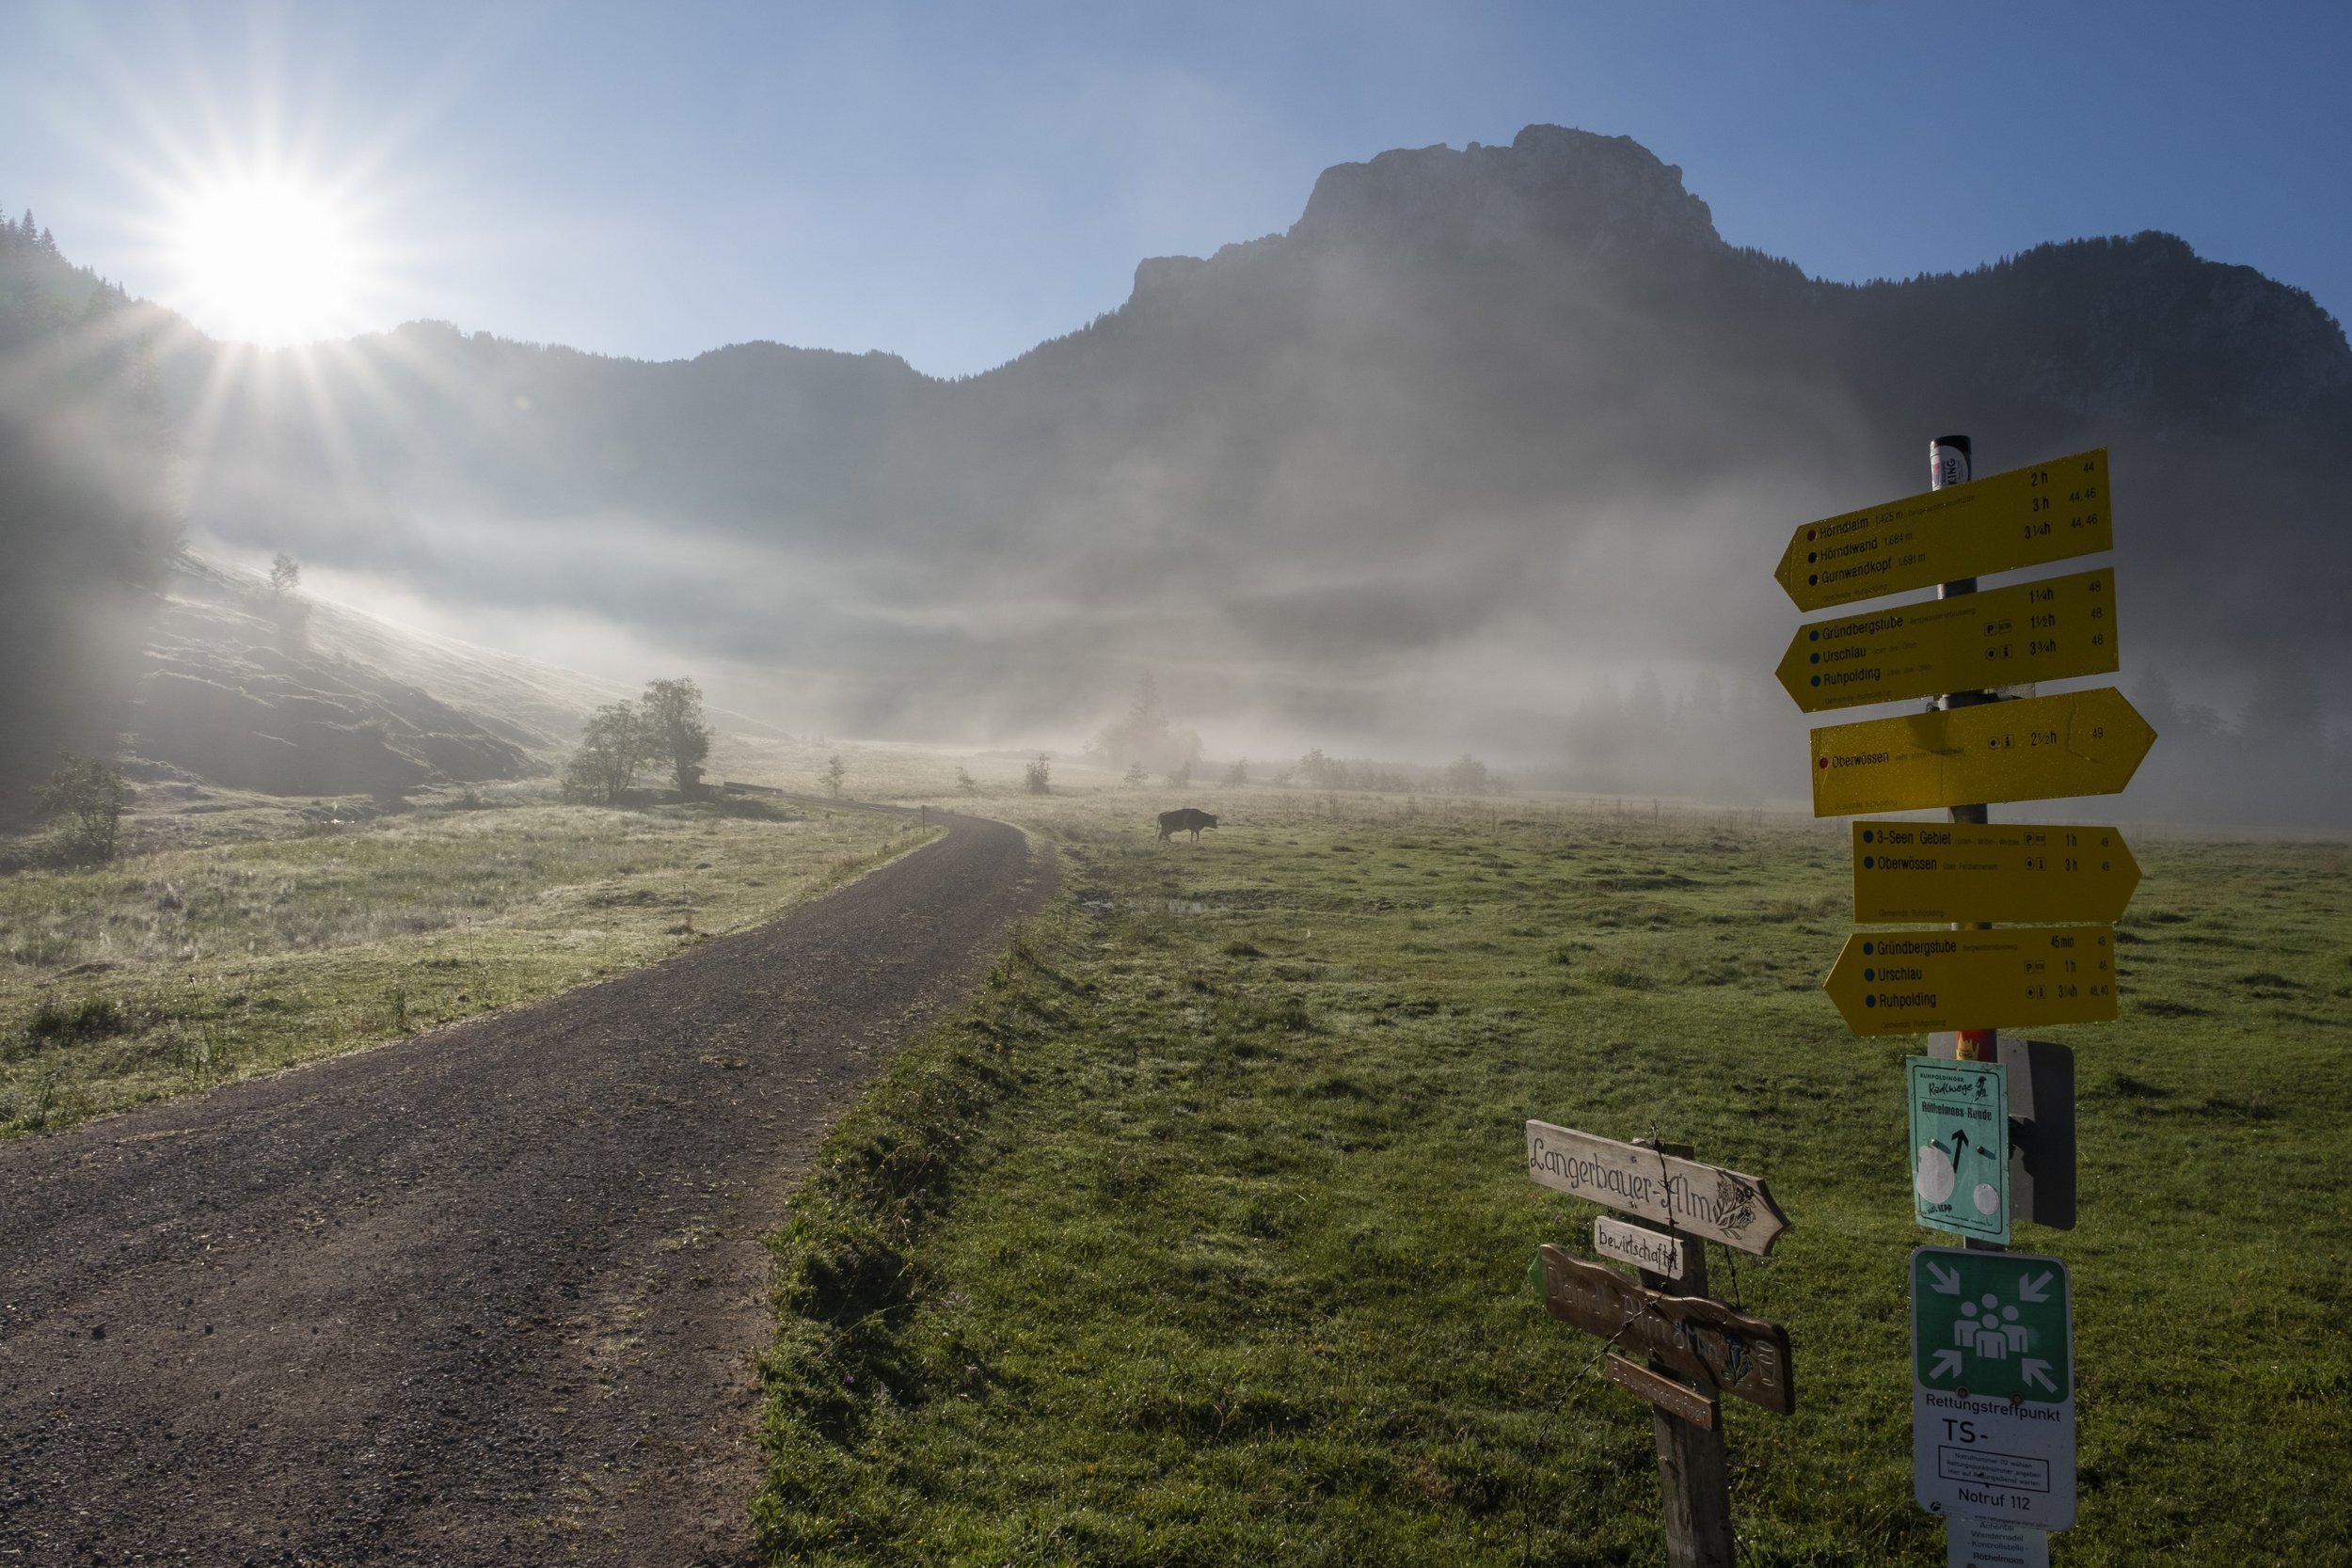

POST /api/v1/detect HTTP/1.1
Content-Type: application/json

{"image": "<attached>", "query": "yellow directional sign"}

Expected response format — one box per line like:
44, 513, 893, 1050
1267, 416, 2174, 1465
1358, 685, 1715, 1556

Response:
1852, 821, 2141, 925
1824, 926, 2117, 1035
1776, 449, 2112, 611
1811, 687, 2155, 816
1777, 569, 2120, 713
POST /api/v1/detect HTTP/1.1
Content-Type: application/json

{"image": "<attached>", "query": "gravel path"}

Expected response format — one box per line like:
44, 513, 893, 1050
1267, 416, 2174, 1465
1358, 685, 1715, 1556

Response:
0, 807, 1050, 1566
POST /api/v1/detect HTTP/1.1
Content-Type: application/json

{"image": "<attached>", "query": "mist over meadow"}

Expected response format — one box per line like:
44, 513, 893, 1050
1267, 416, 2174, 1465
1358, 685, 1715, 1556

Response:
10, 127, 2352, 824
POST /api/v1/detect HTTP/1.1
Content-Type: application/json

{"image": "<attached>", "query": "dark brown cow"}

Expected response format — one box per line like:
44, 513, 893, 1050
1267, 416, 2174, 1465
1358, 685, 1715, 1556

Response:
1156, 807, 1218, 842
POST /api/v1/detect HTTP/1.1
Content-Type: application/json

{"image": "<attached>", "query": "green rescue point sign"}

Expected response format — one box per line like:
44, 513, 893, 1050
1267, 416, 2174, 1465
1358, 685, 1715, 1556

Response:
1912, 1249, 2076, 1529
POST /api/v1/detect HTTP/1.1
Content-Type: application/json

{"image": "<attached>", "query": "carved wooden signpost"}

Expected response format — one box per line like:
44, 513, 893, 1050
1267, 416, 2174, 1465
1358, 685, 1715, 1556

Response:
1538, 1244, 1795, 1415
1525, 1122, 1789, 1255
1526, 1128, 1793, 1567
1595, 1214, 1687, 1279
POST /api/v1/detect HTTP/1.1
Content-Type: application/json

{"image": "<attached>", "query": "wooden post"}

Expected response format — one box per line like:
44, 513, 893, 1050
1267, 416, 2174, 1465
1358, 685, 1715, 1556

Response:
1630, 1143, 1735, 1568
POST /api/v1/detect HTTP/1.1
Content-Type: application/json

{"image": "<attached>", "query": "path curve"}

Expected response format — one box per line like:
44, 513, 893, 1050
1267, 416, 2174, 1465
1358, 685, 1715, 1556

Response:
0, 806, 1050, 1566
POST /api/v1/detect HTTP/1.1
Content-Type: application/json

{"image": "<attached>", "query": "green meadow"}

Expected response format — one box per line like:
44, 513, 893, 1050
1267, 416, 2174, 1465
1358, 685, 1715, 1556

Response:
758, 789, 2351, 1567
0, 781, 932, 1135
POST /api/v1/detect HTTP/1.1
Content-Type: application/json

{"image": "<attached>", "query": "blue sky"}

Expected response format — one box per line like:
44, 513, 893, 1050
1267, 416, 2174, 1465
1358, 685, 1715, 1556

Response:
4, 0, 2345, 377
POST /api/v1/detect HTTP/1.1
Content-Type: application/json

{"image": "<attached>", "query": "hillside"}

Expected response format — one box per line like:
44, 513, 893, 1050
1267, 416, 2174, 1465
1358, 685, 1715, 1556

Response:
123, 553, 575, 796
0, 213, 180, 813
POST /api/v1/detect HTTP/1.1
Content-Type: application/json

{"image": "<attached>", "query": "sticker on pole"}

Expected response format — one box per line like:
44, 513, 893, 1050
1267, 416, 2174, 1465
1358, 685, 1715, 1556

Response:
1912, 1248, 2074, 1530
1948, 1514, 2050, 1568
1908, 1059, 2010, 1243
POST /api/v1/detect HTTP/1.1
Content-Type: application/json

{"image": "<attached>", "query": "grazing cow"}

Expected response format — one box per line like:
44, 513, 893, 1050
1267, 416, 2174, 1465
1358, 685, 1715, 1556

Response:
1157, 807, 1218, 843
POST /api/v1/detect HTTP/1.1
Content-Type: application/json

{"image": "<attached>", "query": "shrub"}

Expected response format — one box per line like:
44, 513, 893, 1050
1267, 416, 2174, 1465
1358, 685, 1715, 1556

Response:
35, 752, 130, 862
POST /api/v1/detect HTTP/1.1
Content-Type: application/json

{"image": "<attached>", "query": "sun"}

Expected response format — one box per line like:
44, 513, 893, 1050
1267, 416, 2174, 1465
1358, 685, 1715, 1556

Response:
167, 171, 365, 347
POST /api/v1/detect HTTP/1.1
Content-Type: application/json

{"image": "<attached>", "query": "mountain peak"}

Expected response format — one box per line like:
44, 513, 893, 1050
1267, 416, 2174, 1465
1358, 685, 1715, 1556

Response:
1287, 125, 1721, 258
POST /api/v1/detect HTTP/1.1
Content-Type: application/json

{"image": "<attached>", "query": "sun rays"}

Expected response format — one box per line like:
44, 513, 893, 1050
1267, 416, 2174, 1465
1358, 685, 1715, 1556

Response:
164, 167, 364, 348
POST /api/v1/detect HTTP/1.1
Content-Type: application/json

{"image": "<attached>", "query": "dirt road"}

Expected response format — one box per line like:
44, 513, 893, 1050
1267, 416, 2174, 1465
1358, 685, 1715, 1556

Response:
0, 808, 1049, 1566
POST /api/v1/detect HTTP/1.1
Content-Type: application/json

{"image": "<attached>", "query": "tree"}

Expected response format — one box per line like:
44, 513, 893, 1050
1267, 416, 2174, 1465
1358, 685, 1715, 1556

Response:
954, 766, 980, 795
1165, 760, 1192, 787
562, 703, 660, 805
36, 752, 130, 861
1025, 754, 1052, 795
640, 677, 712, 798
1089, 671, 1202, 776
1444, 753, 1495, 796
264, 553, 310, 648
1123, 760, 1148, 787
1224, 759, 1248, 787
822, 754, 847, 798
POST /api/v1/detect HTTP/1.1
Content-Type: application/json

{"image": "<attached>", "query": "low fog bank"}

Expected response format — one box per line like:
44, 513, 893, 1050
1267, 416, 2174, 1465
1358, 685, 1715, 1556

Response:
25, 128, 2352, 829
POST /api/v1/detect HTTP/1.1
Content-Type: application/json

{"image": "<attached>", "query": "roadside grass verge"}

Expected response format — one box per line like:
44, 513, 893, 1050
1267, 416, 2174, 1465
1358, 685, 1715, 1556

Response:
755, 796, 2351, 1566
0, 791, 935, 1134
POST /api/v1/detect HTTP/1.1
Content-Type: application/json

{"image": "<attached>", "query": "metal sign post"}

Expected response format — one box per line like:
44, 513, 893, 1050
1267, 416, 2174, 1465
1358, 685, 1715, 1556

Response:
1773, 434, 2148, 1562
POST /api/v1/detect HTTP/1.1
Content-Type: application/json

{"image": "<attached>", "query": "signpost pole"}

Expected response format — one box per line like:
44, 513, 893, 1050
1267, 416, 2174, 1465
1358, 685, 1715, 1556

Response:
1630, 1144, 1735, 1568
1931, 435, 2000, 1073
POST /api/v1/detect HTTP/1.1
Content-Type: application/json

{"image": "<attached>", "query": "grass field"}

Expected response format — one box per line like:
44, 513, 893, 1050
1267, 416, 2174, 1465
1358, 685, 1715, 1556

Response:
757, 787, 2351, 1566
0, 781, 934, 1135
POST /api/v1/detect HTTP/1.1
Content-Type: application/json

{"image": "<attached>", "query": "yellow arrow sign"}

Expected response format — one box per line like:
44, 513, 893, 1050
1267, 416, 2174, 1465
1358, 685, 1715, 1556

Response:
1778, 569, 2120, 713
1824, 926, 2117, 1035
1776, 449, 2112, 611
1852, 821, 2141, 925
1811, 687, 2156, 817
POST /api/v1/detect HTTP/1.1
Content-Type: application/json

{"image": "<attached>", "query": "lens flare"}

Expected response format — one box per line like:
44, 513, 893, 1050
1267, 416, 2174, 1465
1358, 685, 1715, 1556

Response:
167, 171, 362, 347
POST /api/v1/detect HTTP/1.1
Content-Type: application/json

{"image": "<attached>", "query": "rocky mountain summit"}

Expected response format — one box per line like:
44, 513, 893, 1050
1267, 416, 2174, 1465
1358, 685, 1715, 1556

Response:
1288, 125, 1724, 259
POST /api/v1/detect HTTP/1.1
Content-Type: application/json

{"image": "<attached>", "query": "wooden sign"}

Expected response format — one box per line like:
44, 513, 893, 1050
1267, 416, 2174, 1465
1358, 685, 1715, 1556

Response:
1853, 820, 2140, 925
1597, 1215, 1688, 1279
1810, 687, 2156, 816
1824, 927, 2117, 1036
1526, 1122, 1790, 1256
1777, 569, 2118, 713
1540, 1244, 1796, 1415
1776, 449, 2111, 611
1606, 1353, 1718, 1430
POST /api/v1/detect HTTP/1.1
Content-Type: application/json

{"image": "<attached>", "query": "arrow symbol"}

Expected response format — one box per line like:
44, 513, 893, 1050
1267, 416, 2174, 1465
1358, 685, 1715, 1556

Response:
2016, 1270, 2054, 1303
2023, 1358, 2058, 1393
1926, 1260, 1963, 1295
1931, 1348, 1965, 1381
